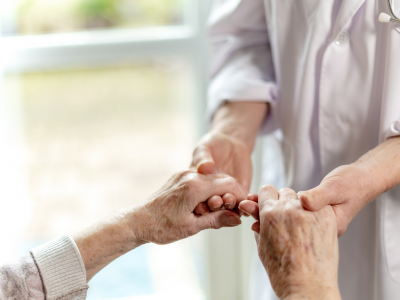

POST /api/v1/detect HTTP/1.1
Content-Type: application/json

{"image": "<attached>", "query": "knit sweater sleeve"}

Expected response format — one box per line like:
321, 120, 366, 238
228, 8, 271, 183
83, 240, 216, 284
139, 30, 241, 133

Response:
0, 235, 89, 300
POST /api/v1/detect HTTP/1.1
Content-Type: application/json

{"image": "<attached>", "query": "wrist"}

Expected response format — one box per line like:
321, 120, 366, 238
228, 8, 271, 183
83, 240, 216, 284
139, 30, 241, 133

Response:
74, 208, 146, 281
353, 136, 400, 195
352, 158, 390, 200
212, 101, 268, 151
120, 205, 149, 247
210, 126, 254, 152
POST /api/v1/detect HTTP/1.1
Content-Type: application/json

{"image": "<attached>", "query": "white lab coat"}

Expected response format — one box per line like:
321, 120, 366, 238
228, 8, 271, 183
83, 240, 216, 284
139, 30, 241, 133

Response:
207, 0, 400, 299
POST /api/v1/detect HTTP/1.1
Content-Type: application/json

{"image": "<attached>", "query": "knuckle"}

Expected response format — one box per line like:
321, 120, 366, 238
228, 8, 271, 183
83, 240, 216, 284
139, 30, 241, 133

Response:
279, 187, 291, 194
175, 169, 195, 181
186, 178, 201, 191
225, 176, 237, 187
260, 184, 275, 192
279, 188, 296, 196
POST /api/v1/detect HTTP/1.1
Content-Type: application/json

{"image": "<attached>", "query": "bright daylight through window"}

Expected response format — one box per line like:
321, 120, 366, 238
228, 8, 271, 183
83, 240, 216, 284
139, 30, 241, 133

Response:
0, 0, 210, 299
1, 0, 185, 35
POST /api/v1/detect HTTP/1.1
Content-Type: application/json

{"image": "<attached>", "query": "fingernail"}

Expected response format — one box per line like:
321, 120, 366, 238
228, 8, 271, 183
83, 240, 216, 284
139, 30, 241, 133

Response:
225, 204, 233, 210
226, 216, 241, 226
299, 192, 312, 207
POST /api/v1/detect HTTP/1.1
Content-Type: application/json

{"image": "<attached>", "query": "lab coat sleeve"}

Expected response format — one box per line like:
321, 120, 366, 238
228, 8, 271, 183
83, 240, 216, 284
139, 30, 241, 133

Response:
385, 119, 400, 140
206, 0, 278, 134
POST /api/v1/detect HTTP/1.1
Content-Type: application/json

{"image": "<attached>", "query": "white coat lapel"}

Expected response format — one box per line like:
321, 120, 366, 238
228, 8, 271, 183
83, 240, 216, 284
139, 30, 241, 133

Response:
331, 0, 366, 40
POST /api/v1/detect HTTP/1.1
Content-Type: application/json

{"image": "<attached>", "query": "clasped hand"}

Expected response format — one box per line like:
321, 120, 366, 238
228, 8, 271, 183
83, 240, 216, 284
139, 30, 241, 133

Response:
239, 186, 341, 300
139, 170, 341, 299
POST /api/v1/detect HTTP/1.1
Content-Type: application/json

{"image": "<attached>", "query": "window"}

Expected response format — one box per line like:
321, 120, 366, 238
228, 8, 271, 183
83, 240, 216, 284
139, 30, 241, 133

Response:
0, 1, 258, 299
1, 0, 187, 36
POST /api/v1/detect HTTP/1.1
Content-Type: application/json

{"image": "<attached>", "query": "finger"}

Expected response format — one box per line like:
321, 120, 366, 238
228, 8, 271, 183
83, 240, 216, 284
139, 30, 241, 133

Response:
207, 195, 223, 211
299, 184, 338, 211
196, 210, 241, 231
247, 194, 258, 202
192, 144, 215, 174
204, 177, 247, 202
254, 231, 260, 246
278, 188, 299, 202
251, 221, 260, 233
194, 202, 210, 215
258, 185, 278, 211
238, 200, 259, 220
222, 193, 236, 210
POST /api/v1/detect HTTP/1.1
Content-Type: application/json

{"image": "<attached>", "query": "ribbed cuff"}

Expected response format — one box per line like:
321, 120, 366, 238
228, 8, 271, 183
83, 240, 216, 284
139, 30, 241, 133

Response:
30, 235, 88, 300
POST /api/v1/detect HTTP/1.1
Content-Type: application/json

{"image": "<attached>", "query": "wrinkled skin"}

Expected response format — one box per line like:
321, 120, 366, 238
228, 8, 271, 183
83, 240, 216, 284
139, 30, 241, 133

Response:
126, 169, 245, 245
191, 131, 252, 214
239, 186, 341, 300
75, 169, 245, 281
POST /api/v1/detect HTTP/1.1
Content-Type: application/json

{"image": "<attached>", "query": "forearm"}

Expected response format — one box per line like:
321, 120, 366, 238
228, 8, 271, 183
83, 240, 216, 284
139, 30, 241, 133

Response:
73, 207, 144, 282
212, 101, 268, 151
354, 136, 400, 194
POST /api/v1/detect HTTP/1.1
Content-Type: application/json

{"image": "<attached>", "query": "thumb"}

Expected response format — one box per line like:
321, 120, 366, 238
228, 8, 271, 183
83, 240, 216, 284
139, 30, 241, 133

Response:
192, 144, 215, 174
196, 210, 241, 231
299, 184, 338, 211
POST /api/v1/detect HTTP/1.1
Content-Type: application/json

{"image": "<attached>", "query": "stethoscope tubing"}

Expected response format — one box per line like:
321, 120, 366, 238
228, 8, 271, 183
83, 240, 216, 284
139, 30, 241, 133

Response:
381, 0, 400, 23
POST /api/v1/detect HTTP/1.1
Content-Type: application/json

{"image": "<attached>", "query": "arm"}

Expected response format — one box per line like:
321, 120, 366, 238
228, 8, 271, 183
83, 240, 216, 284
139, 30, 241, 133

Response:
74, 170, 244, 282
192, 102, 267, 214
299, 136, 400, 235
192, 0, 277, 214
1, 170, 243, 300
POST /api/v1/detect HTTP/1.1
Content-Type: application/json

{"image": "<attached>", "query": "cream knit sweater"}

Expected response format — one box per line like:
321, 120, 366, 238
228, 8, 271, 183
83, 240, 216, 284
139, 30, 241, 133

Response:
0, 235, 88, 300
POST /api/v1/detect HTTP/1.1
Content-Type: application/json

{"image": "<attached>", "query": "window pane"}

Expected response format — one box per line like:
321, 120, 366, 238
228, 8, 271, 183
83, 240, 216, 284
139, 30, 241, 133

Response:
1, 58, 206, 299
1, 0, 186, 36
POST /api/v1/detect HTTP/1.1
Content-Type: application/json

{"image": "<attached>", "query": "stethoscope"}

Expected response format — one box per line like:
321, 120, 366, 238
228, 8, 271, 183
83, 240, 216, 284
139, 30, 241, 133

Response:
379, 0, 400, 23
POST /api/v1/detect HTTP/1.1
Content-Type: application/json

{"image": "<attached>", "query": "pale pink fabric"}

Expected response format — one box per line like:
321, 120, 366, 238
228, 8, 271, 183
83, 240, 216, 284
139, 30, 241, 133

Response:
0, 254, 45, 300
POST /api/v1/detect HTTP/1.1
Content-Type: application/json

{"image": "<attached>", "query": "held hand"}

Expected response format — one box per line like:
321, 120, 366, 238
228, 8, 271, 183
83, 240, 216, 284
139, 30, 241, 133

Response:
241, 186, 341, 300
191, 131, 252, 213
125, 169, 245, 245
74, 170, 244, 282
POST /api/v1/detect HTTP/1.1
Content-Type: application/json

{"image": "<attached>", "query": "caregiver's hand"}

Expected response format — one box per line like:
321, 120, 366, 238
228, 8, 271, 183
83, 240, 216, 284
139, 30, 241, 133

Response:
74, 169, 243, 281
191, 102, 268, 214
299, 136, 400, 236
242, 185, 341, 300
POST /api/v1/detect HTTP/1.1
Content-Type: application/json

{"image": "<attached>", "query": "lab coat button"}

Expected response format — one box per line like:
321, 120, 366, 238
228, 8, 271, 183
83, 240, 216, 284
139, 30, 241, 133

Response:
335, 32, 349, 46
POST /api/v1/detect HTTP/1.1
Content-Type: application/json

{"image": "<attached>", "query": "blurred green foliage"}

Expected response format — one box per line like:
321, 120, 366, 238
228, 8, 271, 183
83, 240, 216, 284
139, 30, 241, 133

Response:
16, 0, 184, 35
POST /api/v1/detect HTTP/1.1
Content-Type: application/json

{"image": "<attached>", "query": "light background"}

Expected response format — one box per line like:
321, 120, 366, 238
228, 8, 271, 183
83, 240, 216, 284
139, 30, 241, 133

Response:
0, 1, 261, 299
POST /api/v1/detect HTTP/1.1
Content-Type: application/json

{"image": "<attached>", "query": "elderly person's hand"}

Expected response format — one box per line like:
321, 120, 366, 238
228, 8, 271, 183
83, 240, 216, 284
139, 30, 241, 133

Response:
239, 186, 341, 300
74, 169, 245, 281
127, 169, 245, 245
